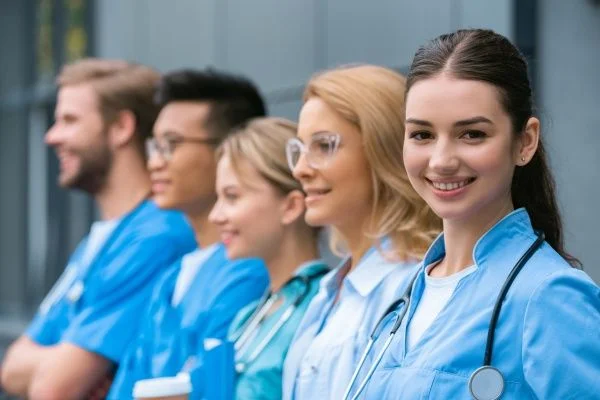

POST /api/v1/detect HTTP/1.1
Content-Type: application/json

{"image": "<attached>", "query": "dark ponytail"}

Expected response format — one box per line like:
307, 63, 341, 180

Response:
406, 29, 580, 267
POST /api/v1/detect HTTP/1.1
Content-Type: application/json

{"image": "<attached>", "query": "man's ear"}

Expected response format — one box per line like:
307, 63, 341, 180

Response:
280, 190, 306, 226
108, 110, 137, 148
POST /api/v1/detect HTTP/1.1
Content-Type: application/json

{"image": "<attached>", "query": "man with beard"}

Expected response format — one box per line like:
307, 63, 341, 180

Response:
0, 59, 196, 399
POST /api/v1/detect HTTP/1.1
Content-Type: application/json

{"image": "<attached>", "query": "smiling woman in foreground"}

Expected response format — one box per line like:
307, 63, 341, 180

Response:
359, 29, 600, 400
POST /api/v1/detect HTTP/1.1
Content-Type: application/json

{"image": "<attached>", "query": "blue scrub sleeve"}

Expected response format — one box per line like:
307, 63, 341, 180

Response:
202, 266, 268, 340
522, 269, 600, 399
189, 260, 269, 397
26, 303, 67, 346
61, 236, 184, 363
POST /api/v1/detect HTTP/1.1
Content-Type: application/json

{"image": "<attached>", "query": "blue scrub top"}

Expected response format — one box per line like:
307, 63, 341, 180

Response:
26, 200, 195, 364
361, 209, 600, 399
282, 243, 420, 400
108, 243, 269, 399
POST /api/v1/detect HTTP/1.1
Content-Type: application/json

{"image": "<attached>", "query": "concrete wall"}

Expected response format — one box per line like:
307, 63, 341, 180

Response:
94, 0, 512, 120
539, 0, 600, 282
0, 1, 30, 316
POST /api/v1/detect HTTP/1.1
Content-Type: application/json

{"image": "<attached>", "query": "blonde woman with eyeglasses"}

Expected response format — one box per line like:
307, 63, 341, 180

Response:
282, 65, 441, 400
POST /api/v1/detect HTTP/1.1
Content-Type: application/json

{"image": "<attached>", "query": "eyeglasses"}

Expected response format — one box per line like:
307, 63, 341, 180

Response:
285, 132, 341, 171
146, 135, 221, 161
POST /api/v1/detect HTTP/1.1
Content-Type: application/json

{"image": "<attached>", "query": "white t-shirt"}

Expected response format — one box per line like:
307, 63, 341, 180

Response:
80, 218, 121, 268
407, 263, 477, 351
171, 244, 219, 306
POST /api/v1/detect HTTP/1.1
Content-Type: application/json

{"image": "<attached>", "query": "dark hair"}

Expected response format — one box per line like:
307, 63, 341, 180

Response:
154, 68, 267, 139
406, 29, 580, 267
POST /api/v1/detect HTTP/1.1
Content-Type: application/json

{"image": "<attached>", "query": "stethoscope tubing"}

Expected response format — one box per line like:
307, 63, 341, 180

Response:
341, 232, 545, 400
342, 287, 414, 400
482, 232, 545, 366
235, 290, 275, 352
245, 304, 297, 363
235, 271, 326, 372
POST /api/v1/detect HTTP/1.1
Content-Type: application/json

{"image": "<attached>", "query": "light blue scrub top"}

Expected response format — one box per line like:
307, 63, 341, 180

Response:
282, 244, 419, 400
361, 209, 600, 399
26, 200, 195, 364
228, 260, 329, 400
107, 243, 269, 399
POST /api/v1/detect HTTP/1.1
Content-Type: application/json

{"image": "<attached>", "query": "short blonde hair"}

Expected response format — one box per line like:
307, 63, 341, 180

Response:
304, 64, 441, 261
57, 58, 160, 142
217, 117, 302, 195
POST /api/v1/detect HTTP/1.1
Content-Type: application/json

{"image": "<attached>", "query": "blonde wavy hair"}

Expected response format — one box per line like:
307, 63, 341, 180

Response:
304, 64, 441, 261
217, 117, 303, 195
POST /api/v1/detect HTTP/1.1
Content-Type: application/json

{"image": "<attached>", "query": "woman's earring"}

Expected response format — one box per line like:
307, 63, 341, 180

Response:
520, 156, 526, 163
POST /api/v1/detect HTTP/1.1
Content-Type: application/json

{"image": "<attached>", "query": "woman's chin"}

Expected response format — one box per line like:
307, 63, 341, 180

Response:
304, 210, 330, 227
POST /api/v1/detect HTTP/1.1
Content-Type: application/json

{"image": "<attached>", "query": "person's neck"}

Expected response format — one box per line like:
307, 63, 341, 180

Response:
186, 204, 220, 248
265, 227, 319, 292
95, 154, 151, 220
337, 219, 374, 273
433, 200, 514, 277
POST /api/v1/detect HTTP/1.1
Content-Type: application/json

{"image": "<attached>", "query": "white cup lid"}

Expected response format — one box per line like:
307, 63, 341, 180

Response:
133, 374, 192, 398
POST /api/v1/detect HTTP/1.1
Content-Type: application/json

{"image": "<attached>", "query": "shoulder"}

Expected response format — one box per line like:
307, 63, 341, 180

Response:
128, 201, 194, 243
527, 261, 599, 313
214, 249, 267, 278
197, 249, 269, 289
100, 201, 195, 264
515, 243, 596, 301
513, 243, 599, 327
519, 248, 600, 397
380, 258, 421, 295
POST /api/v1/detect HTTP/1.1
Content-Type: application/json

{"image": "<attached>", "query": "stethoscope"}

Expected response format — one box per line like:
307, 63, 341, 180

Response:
233, 267, 328, 373
342, 231, 545, 400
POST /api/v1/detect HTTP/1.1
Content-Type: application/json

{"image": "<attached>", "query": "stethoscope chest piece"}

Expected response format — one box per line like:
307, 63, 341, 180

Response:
469, 365, 504, 400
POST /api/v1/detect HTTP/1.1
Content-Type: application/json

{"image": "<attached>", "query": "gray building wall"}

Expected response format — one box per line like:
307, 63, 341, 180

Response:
94, 0, 512, 120
539, 0, 600, 282
0, 1, 32, 319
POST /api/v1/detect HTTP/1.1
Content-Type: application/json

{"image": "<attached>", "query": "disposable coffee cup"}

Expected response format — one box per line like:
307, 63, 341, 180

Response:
133, 373, 192, 400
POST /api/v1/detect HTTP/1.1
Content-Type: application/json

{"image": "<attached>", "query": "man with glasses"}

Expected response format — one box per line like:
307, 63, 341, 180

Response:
107, 69, 270, 399
0, 59, 196, 399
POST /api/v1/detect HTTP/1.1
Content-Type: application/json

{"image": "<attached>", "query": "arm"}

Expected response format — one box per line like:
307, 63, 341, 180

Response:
522, 269, 600, 399
28, 343, 111, 400
22, 235, 184, 399
1, 336, 52, 397
1, 337, 110, 400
